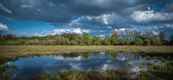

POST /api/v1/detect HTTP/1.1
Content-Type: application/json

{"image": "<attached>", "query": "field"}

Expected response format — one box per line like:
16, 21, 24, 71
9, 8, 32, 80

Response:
0, 46, 173, 57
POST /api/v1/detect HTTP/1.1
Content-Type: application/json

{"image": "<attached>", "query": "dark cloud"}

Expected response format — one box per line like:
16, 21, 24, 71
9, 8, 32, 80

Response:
0, 0, 171, 23
0, 0, 173, 36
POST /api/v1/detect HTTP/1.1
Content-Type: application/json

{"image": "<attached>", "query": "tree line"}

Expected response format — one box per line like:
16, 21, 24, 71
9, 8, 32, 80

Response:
0, 31, 173, 45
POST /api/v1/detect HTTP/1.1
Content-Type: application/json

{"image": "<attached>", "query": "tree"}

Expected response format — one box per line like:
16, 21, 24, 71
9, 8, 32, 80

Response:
0, 31, 171, 45
146, 32, 154, 39
135, 38, 143, 45
169, 34, 173, 45
104, 35, 111, 45
159, 32, 165, 41
125, 30, 140, 40
125, 30, 130, 40
148, 37, 161, 45
144, 39, 151, 45
154, 37, 161, 45
25, 39, 40, 45
145, 32, 154, 45
92, 36, 101, 45
134, 30, 141, 39
123, 40, 131, 45
82, 32, 91, 45
110, 32, 119, 45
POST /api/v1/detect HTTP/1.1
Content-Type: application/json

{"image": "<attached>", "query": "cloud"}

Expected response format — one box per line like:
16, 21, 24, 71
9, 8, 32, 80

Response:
152, 31, 159, 35
50, 28, 90, 35
131, 8, 173, 23
0, 3, 12, 14
114, 27, 160, 36
83, 13, 116, 25
165, 24, 173, 29
18, 28, 90, 36
72, 12, 130, 29
114, 28, 135, 34
54, 55, 83, 61
0, 23, 9, 31
1, 0, 171, 23
21, 4, 34, 8
0, 0, 173, 37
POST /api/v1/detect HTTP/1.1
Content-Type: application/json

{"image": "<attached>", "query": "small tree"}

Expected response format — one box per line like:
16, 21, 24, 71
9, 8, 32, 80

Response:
159, 32, 165, 41
92, 36, 101, 45
82, 32, 90, 45
124, 40, 131, 45
135, 38, 143, 45
144, 39, 150, 45
154, 38, 161, 45
104, 35, 111, 45
110, 32, 119, 45
146, 32, 154, 39
169, 34, 173, 45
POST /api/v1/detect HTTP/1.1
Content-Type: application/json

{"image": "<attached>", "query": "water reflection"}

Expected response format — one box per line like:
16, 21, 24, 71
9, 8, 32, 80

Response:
4, 52, 165, 79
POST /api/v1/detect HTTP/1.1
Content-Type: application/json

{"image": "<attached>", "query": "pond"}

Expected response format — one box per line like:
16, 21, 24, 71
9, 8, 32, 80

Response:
1, 52, 173, 80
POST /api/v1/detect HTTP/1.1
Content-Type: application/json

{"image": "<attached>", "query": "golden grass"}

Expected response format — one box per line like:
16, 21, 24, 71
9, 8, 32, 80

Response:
0, 45, 173, 62
0, 46, 173, 55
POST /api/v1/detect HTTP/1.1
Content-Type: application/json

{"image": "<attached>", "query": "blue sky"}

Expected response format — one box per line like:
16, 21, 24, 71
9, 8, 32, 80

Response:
0, 17, 54, 36
0, 0, 173, 37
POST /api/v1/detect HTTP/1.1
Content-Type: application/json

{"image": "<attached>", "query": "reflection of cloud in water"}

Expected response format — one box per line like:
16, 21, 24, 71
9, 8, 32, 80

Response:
102, 64, 108, 71
116, 52, 135, 61
69, 63, 81, 71
130, 65, 147, 73
54, 55, 84, 61
6, 52, 166, 79
100, 52, 105, 55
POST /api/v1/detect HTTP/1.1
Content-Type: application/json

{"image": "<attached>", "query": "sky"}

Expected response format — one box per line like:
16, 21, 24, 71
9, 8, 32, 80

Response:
0, 0, 173, 37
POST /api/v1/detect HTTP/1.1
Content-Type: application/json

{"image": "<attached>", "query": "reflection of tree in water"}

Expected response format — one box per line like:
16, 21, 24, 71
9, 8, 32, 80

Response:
110, 52, 118, 59
1, 52, 173, 80
82, 53, 90, 59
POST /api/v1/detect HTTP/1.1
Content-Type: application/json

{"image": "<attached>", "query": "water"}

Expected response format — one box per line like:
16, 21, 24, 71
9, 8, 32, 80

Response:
2, 52, 173, 79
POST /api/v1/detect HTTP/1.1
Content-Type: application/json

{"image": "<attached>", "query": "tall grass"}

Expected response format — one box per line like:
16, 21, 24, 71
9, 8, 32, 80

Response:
0, 46, 173, 62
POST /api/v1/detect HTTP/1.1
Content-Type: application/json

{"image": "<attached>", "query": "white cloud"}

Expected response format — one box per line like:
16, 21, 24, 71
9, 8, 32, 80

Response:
51, 28, 90, 35
0, 3, 12, 14
107, 26, 113, 29
0, 23, 9, 31
99, 34, 105, 37
83, 13, 119, 25
54, 55, 83, 61
152, 31, 159, 35
114, 28, 135, 33
131, 8, 173, 23
114, 28, 136, 36
101, 14, 110, 25
21, 4, 34, 8
165, 24, 173, 28
114, 28, 160, 36
17, 28, 90, 36
68, 18, 81, 27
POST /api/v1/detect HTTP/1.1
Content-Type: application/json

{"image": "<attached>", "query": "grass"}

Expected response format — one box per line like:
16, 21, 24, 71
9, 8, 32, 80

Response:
5, 69, 128, 80
0, 45, 173, 80
0, 45, 173, 58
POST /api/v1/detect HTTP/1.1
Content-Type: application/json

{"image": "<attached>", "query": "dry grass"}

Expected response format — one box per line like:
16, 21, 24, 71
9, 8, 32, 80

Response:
0, 45, 173, 55
0, 45, 173, 62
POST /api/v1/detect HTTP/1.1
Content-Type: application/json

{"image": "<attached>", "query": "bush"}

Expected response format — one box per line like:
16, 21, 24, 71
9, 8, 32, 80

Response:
135, 38, 143, 45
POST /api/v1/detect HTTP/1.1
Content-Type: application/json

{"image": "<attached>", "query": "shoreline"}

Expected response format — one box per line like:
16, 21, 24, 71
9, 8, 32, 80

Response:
0, 45, 173, 64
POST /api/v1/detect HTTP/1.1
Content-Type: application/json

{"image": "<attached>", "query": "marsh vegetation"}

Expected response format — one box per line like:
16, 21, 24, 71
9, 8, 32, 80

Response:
0, 52, 173, 80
